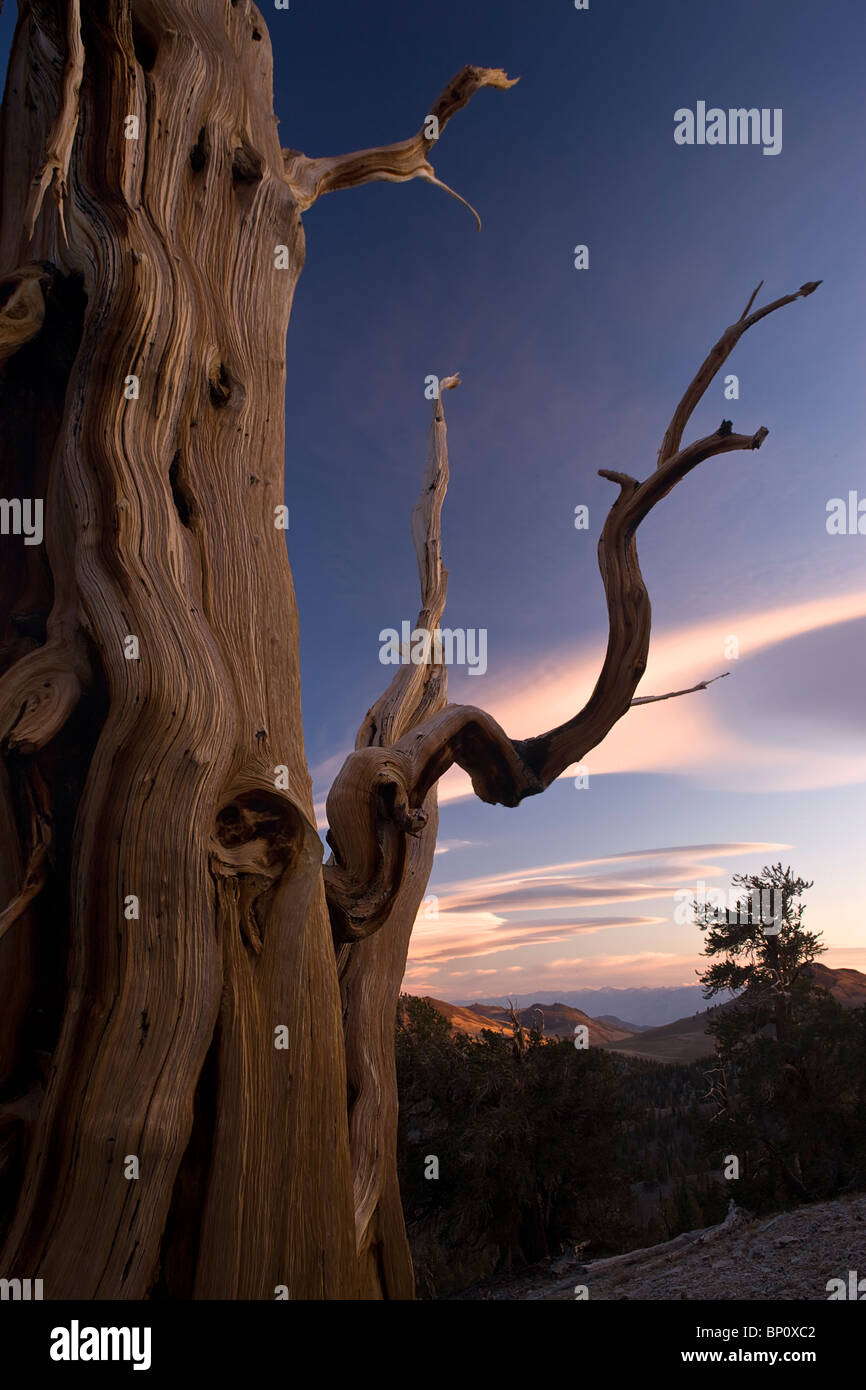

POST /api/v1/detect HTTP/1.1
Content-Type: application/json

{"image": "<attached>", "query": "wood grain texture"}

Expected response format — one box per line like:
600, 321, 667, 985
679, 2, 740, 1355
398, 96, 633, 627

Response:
0, 2, 513, 1299
1, 0, 350, 1298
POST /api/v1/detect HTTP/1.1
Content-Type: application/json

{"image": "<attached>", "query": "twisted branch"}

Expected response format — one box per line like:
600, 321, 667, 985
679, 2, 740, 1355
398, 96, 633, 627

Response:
24, 0, 84, 244
354, 374, 459, 752
326, 377, 458, 942
0, 643, 83, 755
323, 282, 819, 943
282, 66, 518, 226
656, 280, 821, 468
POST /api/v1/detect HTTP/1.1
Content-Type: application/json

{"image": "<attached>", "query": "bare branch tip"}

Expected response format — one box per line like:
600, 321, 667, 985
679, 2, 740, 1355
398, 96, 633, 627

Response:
476, 67, 520, 90
421, 170, 482, 230
599, 468, 639, 494
630, 670, 731, 706
739, 281, 764, 320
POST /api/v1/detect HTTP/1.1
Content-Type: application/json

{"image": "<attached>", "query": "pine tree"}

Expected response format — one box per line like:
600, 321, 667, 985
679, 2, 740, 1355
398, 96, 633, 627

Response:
697, 863, 823, 1044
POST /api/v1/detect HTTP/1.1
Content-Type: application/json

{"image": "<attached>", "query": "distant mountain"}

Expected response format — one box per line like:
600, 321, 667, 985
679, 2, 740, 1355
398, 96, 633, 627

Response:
418, 997, 631, 1046
422, 967, 866, 1062
417, 998, 512, 1039
463, 970, 866, 1030
603, 964, 866, 1064
603, 1007, 724, 1064
467, 1001, 633, 1045
595, 1014, 649, 1034
809, 962, 866, 1007
461, 987, 717, 1028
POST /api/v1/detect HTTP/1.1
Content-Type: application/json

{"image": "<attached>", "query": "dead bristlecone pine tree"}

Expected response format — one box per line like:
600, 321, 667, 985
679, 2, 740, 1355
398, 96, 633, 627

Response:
0, 2, 818, 1299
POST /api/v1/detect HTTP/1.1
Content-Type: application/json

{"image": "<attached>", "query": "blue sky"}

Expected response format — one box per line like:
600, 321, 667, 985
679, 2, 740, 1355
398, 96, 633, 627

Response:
3, 0, 864, 1004
271, 0, 866, 1001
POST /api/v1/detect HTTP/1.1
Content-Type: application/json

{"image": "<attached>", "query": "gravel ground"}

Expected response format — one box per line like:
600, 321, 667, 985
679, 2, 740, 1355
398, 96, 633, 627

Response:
454, 1192, 866, 1301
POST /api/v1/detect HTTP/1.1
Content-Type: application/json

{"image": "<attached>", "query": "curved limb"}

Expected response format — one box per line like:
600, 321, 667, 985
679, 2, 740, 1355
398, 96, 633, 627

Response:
282, 67, 518, 227
324, 282, 819, 942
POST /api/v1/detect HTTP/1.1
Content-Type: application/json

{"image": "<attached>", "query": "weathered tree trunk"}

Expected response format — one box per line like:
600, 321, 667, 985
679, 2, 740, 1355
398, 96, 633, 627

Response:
0, 0, 362, 1299
0, 1, 516, 1299
0, 0, 816, 1302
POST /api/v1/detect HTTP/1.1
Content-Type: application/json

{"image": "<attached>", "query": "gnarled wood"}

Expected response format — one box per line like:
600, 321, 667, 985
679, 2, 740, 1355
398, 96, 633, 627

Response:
0, 1, 512, 1300
322, 286, 815, 1298
283, 69, 518, 228
0, 0, 816, 1305
337, 378, 457, 1297
656, 280, 821, 468
0, 266, 50, 366
325, 287, 818, 944
24, 0, 83, 242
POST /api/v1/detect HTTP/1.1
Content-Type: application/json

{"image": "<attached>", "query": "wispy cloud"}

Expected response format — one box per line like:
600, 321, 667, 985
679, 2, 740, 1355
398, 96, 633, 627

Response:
315, 590, 866, 828
408, 842, 786, 968
404, 951, 703, 997
410, 912, 668, 966
428, 842, 786, 914
436, 590, 866, 800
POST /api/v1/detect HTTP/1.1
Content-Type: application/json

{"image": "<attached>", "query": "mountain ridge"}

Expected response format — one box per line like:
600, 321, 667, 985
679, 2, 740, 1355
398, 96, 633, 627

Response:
420, 965, 866, 1060
417, 996, 633, 1045
604, 963, 866, 1063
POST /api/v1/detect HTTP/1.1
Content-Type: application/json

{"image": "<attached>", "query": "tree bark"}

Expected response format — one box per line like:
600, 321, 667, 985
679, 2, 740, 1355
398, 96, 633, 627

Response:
0, 0, 356, 1298
0, 0, 816, 1302
336, 379, 457, 1298
0, 2, 516, 1299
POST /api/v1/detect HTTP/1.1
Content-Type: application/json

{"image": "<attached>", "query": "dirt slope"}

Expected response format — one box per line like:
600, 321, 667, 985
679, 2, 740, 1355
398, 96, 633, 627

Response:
454, 1193, 866, 1300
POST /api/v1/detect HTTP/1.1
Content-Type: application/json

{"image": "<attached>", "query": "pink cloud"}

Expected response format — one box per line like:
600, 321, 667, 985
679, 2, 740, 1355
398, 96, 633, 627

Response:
408, 842, 790, 968
436, 589, 866, 800
404, 951, 704, 997
314, 591, 866, 828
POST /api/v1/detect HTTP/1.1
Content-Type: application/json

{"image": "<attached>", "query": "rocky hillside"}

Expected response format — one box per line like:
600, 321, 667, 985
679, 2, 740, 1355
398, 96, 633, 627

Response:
454, 1191, 866, 1300
414, 998, 513, 1038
